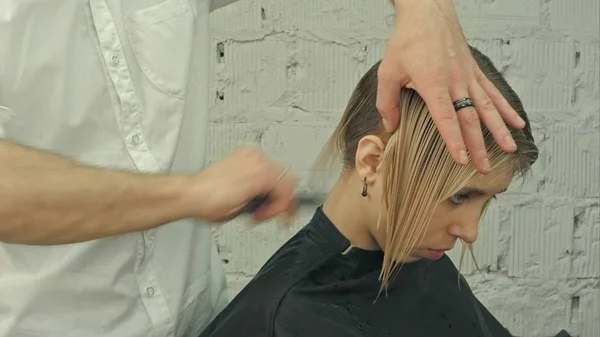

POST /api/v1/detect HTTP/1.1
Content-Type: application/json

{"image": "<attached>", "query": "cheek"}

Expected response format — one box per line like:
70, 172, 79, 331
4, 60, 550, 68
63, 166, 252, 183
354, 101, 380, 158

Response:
364, 180, 389, 248
372, 183, 383, 199
423, 206, 451, 236
367, 179, 385, 214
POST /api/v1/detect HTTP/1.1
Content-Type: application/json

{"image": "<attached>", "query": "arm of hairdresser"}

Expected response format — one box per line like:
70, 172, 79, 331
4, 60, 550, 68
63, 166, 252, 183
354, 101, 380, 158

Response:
379, 0, 527, 173
0, 140, 295, 245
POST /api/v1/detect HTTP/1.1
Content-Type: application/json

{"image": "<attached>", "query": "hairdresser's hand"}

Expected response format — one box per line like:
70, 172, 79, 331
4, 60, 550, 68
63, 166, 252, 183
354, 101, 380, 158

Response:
377, 0, 526, 173
186, 145, 297, 223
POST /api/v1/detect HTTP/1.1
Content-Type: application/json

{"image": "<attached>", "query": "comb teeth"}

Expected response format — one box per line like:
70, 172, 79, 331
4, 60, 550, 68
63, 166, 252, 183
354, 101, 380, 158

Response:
239, 195, 270, 214
239, 193, 324, 214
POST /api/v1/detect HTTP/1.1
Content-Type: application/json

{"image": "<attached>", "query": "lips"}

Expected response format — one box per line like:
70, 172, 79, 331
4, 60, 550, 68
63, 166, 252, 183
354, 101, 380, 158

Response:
429, 247, 453, 251
425, 249, 447, 260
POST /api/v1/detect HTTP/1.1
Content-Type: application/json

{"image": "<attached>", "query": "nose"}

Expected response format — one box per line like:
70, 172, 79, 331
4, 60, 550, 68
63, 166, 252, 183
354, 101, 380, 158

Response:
448, 216, 479, 244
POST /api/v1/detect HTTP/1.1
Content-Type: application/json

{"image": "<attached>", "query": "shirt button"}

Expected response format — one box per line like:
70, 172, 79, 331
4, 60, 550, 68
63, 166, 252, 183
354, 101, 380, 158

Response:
146, 286, 155, 297
131, 134, 140, 145
111, 54, 119, 65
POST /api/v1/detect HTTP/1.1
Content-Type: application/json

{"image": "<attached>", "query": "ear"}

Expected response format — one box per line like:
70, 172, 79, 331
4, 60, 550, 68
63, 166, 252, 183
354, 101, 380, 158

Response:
355, 135, 385, 184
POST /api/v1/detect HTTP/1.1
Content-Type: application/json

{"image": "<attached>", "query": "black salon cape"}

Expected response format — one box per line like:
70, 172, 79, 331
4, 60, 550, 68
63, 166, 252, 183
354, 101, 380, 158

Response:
198, 207, 512, 337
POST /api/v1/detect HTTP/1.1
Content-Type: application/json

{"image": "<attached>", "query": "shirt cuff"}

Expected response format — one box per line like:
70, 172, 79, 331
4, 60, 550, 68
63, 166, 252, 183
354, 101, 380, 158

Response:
0, 105, 14, 138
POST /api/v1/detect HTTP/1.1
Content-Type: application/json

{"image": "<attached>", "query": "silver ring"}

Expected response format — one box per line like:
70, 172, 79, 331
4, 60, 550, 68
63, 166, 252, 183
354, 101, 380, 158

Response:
453, 97, 474, 112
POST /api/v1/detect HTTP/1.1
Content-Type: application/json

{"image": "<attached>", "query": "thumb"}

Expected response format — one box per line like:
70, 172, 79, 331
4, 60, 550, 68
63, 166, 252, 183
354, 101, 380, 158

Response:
376, 64, 408, 133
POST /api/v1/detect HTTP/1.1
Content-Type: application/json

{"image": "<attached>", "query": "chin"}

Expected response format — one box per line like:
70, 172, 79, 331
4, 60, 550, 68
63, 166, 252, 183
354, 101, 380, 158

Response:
398, 255, 422, 263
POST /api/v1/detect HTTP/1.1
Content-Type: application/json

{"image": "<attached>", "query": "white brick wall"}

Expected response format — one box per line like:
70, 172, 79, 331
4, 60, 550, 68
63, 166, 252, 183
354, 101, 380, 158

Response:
208, 1, 600, 336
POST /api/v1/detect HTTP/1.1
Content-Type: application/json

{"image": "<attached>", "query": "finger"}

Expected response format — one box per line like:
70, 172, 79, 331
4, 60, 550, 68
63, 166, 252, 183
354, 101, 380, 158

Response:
468, 80, 517, 153
418, 86, 469, 166
476, 68, 526, 129
285, 196, 299, 218
253, 174, 297, 222
376, 62, 402, 133
279, 199, 299, 229
211, 212, 240, 224
449, 86, 490, 173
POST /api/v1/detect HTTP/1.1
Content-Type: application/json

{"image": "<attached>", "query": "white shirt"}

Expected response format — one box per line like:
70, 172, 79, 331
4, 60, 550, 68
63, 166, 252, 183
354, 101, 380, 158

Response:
0, 1, 238, 336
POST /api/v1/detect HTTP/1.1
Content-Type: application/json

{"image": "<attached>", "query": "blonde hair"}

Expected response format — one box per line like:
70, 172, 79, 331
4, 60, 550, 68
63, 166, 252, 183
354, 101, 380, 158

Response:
313, 46, 538, 293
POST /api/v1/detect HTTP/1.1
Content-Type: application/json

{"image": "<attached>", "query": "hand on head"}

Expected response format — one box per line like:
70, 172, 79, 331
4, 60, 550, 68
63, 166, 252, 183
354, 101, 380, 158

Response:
377, 0, 527, 174
192, 0, 530, 226
186, 145, 298, 224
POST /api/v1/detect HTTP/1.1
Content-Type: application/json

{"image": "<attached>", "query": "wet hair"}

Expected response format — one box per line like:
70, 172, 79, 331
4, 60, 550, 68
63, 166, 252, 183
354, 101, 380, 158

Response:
314, 46, 538, 292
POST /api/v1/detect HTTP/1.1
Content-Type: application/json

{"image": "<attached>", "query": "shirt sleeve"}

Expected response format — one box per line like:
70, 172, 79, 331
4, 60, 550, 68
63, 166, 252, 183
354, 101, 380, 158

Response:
0, 105, 14, 138
209, 0, 241, 12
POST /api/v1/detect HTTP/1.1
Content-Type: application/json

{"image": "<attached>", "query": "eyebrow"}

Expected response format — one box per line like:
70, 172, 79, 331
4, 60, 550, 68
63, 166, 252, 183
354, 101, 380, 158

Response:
459, 187, 508, 195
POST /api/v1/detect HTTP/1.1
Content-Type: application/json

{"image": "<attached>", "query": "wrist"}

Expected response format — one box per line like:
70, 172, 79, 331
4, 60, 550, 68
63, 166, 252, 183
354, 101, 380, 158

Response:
393, 0, 454, 13
160, 173, 197, 220
170, 169, 222, 221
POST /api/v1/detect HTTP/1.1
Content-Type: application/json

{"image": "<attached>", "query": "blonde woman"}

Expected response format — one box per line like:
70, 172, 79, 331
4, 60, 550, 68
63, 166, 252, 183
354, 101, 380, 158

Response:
197, 47, 549, 337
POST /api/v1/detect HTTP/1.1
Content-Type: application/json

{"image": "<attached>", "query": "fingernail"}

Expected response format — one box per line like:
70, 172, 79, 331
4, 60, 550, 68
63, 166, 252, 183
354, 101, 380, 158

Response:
483, 158, 491, 172
459, 150, 469, 165
516, 116, 526, 127
505, 135, 517, 150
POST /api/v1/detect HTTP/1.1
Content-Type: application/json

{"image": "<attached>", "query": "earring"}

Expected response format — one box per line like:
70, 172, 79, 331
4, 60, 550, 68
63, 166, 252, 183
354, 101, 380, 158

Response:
361, 177, 368, 197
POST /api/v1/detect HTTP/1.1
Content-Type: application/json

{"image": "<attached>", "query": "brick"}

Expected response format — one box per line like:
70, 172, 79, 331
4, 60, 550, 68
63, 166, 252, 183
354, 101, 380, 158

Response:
469, 277, 571, 336
447, 206, 506, 274
579, 289, 600, 337
210, 0, 264, 32
507, 205, 574, 278
206, 122, 267, 165
478, 0, 540, 20
504, 118, 547, 195
506, 39, 575, 113
469, 38, 506, 66
455, 0, 541, 29
264, 0, 391, 32
575, 42, 600, 112
260, 124, 334, 165
572, 206, 600, 278
223, 273, 254, 300
549, 0, 600, 32
546, 124, 600, 198
363, 41, 387, 67
293, 40, 364, 112
260, 123, 340, 192
563, 288, 600, 337
214, 206, 319, 276
213, 39, 288, 110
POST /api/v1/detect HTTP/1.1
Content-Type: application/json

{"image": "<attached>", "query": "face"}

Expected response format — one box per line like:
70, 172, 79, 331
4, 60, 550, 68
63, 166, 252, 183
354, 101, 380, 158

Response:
408, 171, 512, 262
363, 170, 513, 263
353, 135, 514, 263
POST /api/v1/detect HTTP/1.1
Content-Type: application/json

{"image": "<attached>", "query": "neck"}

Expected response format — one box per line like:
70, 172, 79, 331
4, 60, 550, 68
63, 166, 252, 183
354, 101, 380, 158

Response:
322, 175, 381, 251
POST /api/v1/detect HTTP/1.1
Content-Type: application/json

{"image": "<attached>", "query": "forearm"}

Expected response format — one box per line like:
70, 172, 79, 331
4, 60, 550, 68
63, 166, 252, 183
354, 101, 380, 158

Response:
391, 0, 455, 13
388, 0, 462, 41
0, 140, 192, 245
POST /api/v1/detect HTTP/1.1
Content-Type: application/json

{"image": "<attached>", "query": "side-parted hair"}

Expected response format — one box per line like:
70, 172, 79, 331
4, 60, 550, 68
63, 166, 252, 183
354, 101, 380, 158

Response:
313, 46, 539, 292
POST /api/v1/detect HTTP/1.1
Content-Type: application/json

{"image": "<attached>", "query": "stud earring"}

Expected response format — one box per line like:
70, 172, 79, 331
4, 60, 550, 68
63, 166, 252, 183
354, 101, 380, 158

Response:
361, 177, 368, 197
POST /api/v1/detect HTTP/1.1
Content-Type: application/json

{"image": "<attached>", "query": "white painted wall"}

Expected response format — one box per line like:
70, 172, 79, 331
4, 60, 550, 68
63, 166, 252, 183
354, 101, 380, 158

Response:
207, 1, 600, 336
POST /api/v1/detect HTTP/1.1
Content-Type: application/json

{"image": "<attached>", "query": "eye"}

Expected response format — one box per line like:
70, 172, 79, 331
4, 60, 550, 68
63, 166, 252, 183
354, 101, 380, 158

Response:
449, 192, 470, 205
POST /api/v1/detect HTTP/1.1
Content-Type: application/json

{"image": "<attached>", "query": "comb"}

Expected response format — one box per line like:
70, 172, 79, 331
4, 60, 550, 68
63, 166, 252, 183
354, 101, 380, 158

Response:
239, 192, 324, 214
